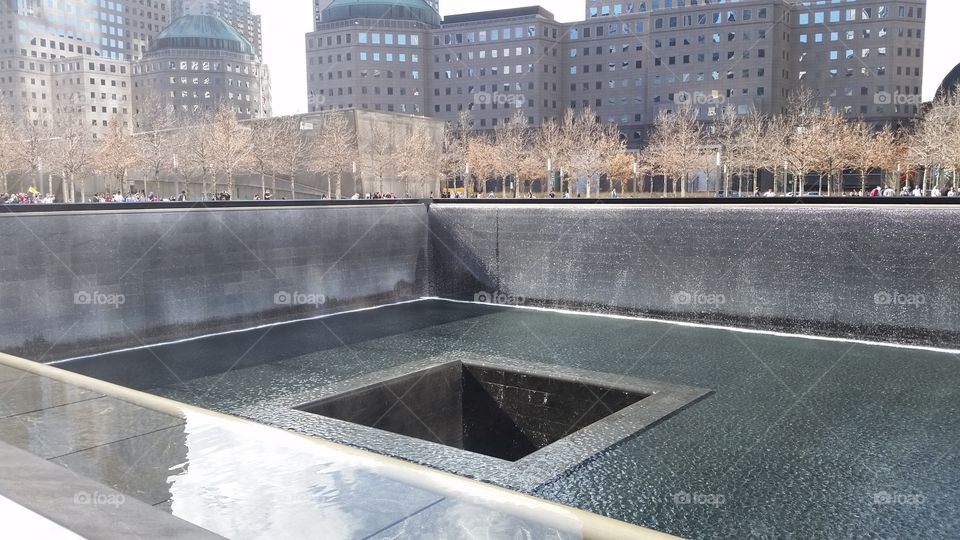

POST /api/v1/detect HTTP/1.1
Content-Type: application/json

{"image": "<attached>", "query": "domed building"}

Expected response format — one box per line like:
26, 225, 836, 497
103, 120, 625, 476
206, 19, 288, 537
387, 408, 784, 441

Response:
306, 0, 444, 115
132, 14, 272, 123
935, 62, 960, 100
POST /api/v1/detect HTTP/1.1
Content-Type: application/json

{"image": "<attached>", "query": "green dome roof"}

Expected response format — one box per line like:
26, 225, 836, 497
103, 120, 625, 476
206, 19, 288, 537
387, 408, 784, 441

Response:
322, 0, 440, 25
153, 15, 254, 55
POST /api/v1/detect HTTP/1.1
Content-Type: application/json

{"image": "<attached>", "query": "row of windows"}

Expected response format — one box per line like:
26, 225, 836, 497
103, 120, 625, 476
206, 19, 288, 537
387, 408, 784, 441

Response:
312, 69, 422, 82
168, 90, 254, 102
161, 76, 253, 88
796, 5, 922, 25
134, 61, 258, 75
436, 26, 546, 45
358, 33, 419, 46
589, 0, 749, 18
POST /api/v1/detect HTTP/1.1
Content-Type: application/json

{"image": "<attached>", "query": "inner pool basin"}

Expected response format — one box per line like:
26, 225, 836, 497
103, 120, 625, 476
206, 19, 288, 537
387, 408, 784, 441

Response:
54, 299, 960, 539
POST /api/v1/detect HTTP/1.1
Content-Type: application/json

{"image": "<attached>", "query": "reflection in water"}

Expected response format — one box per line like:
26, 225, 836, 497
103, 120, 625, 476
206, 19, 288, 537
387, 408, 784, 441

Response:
167, 411, 443, 540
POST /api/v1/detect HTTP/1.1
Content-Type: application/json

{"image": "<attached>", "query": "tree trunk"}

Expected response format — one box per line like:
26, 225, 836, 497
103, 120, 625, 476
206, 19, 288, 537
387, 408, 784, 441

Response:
335, 171, 342, 199
327, 174, 332, 199
261, 172, 266, 198
271, 174, 277, 196
80, 177, 86, 204
1, 171, 6, 194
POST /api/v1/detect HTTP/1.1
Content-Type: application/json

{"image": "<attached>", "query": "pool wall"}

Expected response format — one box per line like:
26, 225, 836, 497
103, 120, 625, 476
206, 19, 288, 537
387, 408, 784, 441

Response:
1, 203, 428, 359
3, 201, 959, 360
429, 204, 960, 348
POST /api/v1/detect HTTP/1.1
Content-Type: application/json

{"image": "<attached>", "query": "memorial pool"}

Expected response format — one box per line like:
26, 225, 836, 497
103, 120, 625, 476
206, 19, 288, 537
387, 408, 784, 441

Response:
58, 299, 960, 539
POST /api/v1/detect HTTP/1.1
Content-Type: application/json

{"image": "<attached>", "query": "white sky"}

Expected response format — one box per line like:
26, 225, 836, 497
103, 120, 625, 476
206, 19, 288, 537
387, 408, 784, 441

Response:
250, 0, 960, 117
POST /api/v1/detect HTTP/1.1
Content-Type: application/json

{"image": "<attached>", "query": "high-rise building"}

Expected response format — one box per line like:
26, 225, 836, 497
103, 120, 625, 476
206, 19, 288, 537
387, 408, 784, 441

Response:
305, 0, 927, 147
171, 0, 262, 55
132, 14, 271, 121
0, 0, 171, 137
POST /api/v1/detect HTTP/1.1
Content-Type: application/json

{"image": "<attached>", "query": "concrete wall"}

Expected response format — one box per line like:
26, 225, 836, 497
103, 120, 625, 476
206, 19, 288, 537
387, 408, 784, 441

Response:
1, 202, 428, 360
429, 203, 960, 348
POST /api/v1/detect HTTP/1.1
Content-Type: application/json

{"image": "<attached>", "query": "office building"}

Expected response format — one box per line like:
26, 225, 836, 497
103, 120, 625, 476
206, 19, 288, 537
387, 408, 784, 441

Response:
306, 0, 927, 146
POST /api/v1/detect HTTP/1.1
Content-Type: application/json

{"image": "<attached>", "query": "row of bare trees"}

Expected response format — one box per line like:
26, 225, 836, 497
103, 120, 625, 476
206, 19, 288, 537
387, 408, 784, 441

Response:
0, 98, 452, 200
2, 86, 957, 200
640, 86, 960, 196
442, 108, 627, 197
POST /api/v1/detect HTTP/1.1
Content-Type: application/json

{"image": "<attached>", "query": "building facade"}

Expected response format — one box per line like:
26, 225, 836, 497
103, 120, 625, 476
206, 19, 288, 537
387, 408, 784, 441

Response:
305, 0, 927, 146
0, 0, 171, 137
1, 0, 270, 140
132, 14, 271, 121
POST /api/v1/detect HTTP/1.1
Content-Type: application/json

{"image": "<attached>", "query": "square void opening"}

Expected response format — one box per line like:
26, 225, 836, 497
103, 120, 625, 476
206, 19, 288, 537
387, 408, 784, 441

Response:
297, 361, 648, 461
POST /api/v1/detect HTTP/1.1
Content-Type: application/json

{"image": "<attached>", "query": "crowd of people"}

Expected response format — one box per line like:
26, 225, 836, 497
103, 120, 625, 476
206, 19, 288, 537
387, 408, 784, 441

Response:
1, 191, 56, 204
5, 185, 959, 203
866, 185, 959, 197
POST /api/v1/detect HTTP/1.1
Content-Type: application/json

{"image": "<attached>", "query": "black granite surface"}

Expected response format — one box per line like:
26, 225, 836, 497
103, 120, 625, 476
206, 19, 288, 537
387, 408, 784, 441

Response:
429, 204, 960, 348
0, 203, 428, 360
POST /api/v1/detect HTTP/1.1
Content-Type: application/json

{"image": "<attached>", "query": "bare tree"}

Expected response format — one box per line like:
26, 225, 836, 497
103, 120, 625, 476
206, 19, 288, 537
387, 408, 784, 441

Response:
0, 99, 17, 194
491, 108, 533, 197
779, 89, 822, 194
712, 105, 742, 195
440, 112, 472, 195
182, 111, 217, 199
566, 107, 625, 197
51, 99, 96, 202
644, 105, 707, 196
210, 106, 252, 198
605, 151, 635, 195
250, 117, 285, 198
97, 117, 140, 194
536, 113, 574, 194
812, 108, 853, 195
10, 110, 52, 194
313, 111, 357, 199
365, 123, 396, 194
737, 108, 771, 194
275, 116, 310, 199
466, 134, 497, 195
135, 98, 182, 199
392, 124, 441, 197
909, 86, 960, 190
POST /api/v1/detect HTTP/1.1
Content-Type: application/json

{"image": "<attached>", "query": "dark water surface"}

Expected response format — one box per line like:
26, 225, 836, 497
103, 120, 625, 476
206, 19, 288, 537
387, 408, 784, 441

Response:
60, 300, 960, 539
